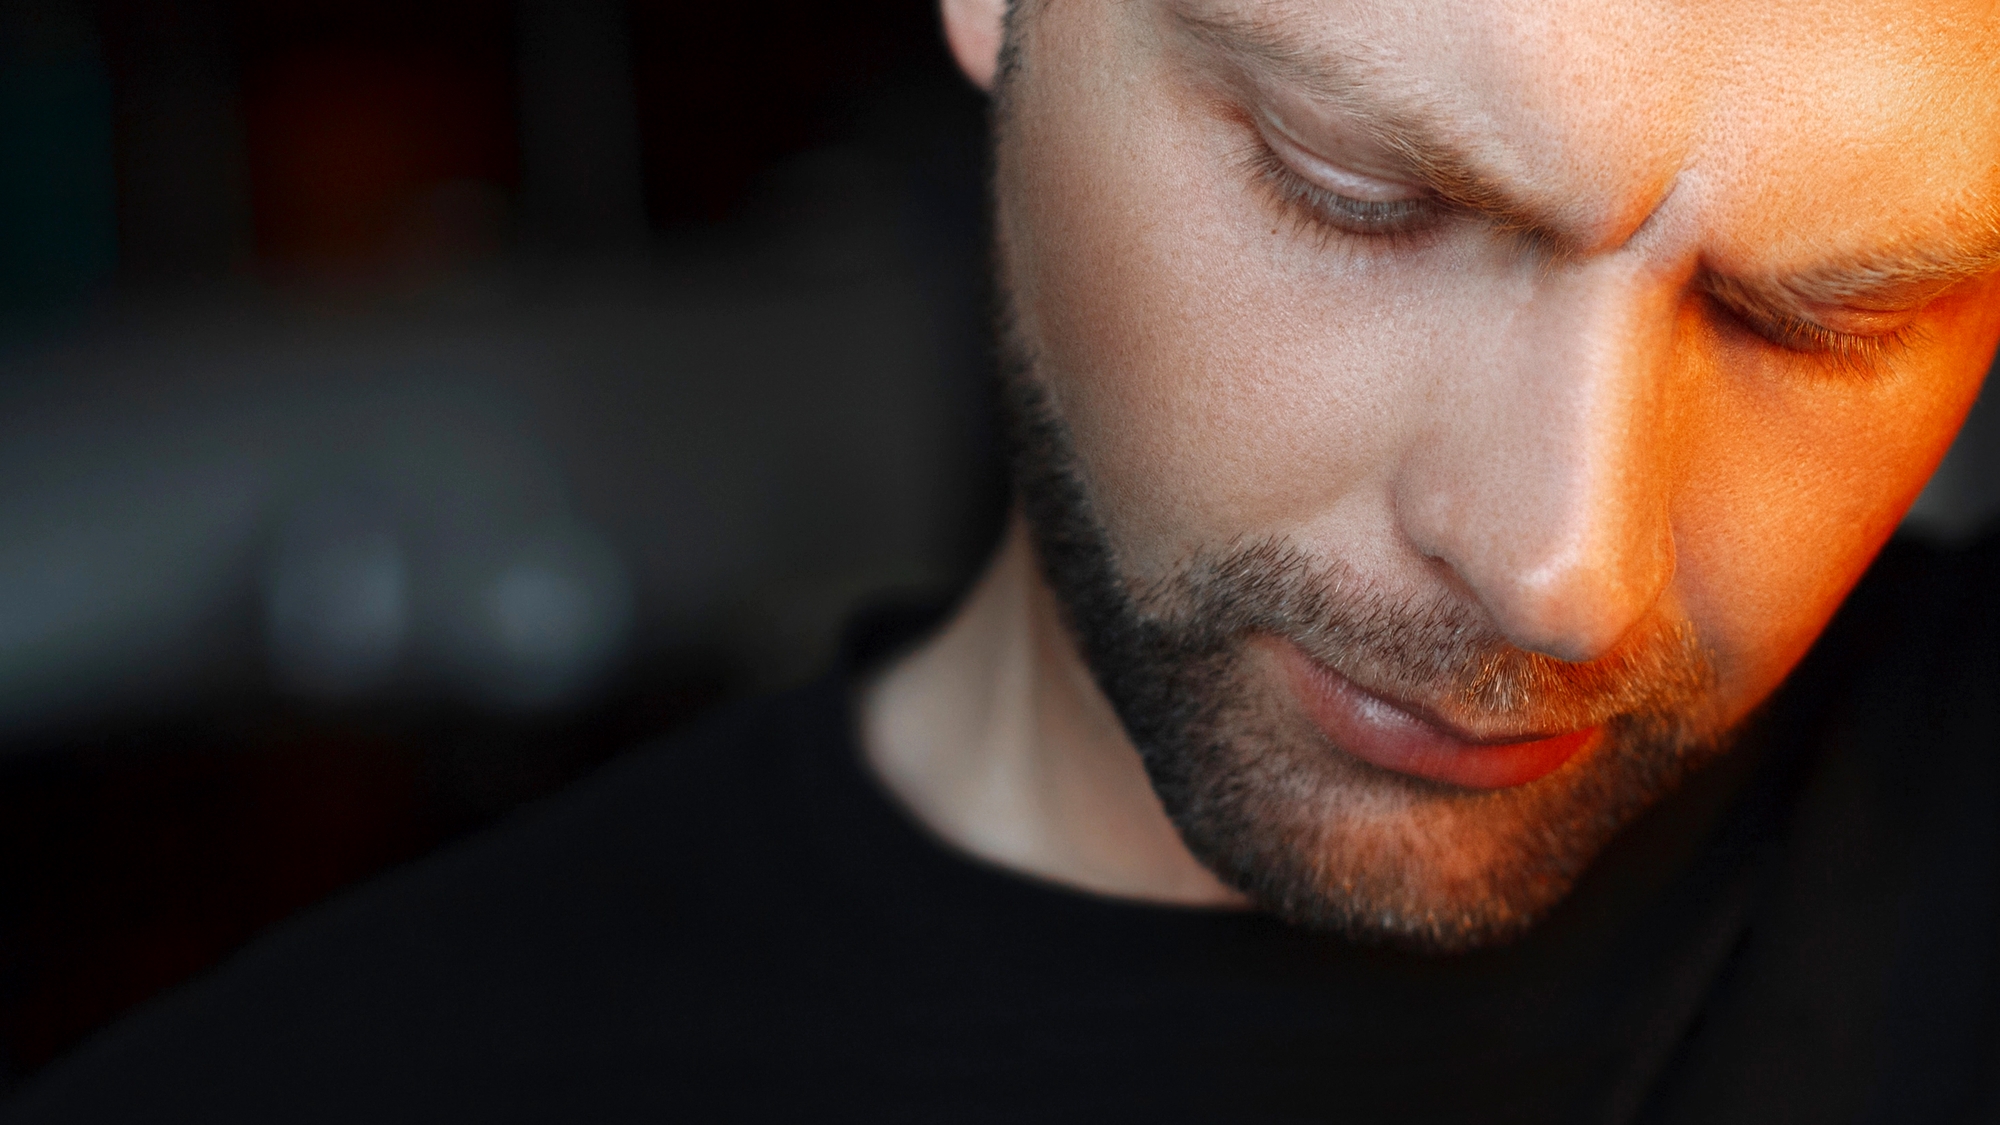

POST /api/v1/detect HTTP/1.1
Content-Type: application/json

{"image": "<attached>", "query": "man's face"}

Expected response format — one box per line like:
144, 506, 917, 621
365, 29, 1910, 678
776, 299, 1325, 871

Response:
988, 0, 2000, 948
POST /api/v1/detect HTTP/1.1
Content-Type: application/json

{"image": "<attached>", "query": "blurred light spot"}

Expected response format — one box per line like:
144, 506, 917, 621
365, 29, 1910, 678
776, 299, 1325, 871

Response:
489, 562, 593, 666
443, 523, 632, 710
266, 523, 408, 698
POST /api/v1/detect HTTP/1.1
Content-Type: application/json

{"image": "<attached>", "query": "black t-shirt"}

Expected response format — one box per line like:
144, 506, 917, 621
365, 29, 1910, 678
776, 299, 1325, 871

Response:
6, 534, 2000, 1124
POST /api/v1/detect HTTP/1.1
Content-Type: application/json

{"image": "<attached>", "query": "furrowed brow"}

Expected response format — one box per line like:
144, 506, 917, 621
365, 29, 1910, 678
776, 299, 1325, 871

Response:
1712, 206, 2000, 317
1169, 2, 1582, 254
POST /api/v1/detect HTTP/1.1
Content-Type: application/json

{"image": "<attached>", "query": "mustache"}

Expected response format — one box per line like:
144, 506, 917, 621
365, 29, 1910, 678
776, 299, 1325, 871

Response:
1145, 537, 1719, 733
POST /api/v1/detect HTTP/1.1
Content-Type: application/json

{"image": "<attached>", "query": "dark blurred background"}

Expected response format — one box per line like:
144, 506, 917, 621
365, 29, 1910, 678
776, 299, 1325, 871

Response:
0, 0, 1995, 1095
0, 0, 996, 1088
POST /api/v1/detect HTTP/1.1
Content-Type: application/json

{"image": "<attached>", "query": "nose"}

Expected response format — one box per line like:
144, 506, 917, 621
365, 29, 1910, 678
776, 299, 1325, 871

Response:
1394, 257, 1684, 664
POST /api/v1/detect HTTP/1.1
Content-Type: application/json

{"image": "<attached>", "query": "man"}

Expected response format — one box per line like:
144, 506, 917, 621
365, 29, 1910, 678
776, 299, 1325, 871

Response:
9, 0, 2000, 1120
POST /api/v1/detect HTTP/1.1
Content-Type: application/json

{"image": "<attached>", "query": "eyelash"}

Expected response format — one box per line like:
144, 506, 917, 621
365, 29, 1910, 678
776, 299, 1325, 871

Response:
1244, 145, 1444, 247
1720, 302, 1923, 377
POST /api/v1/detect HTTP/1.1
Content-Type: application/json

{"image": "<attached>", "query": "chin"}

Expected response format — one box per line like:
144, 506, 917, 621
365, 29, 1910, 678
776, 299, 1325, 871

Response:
1000, 352, 1729, 951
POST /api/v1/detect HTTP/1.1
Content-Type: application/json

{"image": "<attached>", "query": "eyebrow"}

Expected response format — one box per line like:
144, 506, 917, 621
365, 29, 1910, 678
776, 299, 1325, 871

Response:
1171, 1, 2000, 311
1169, 3, 1581, 251
1746, 216, 2000, 310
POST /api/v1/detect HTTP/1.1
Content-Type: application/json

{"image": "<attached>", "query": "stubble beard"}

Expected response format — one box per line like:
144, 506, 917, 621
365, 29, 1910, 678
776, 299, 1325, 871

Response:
994, 319, 1733, 953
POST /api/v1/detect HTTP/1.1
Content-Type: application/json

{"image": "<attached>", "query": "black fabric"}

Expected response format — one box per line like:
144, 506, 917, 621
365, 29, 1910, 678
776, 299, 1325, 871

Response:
6, 534, 2000, 1124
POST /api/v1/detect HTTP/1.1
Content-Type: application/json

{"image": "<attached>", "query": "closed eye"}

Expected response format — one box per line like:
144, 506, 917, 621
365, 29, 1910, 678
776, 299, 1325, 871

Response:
1244, 143, 1448, 248
1708, 291, 1924, 377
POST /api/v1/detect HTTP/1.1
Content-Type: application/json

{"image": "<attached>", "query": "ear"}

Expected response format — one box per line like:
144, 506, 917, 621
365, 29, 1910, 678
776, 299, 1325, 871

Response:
941, 0, 1006, 91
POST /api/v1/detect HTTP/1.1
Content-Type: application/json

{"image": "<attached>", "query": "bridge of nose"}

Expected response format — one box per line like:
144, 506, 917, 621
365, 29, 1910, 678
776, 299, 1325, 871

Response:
1393, 255, 1688, 664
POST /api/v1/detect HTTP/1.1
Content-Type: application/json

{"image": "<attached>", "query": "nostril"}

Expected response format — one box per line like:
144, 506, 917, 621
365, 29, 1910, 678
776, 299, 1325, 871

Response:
1390, 394, 1679, 669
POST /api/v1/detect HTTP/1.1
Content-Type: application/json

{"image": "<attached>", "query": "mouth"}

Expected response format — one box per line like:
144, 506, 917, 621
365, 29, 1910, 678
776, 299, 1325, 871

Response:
1271, 638, 1600, 790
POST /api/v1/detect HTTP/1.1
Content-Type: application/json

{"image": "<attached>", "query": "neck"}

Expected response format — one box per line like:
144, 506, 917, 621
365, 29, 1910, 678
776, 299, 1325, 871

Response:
861, 515, 1249, 907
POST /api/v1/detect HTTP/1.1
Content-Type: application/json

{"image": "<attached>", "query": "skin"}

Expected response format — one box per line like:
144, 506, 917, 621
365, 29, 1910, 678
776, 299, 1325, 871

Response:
865, 0, 2000, 910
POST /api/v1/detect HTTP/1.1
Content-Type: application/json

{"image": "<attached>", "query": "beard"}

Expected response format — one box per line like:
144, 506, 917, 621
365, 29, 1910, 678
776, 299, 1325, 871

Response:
995, 320, 1733, 953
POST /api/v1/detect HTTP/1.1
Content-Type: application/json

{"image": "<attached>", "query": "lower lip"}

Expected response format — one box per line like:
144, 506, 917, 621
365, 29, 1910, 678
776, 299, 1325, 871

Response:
1274, 641, 1597, 790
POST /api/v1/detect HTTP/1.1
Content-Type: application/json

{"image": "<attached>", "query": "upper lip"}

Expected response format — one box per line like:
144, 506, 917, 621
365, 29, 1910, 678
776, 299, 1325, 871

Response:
1327, 663, 1592, 746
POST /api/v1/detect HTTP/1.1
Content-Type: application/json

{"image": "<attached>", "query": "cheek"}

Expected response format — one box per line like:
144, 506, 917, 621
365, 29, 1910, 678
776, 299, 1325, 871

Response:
999, 20, 1481, 579
1673, 286, 2000, 718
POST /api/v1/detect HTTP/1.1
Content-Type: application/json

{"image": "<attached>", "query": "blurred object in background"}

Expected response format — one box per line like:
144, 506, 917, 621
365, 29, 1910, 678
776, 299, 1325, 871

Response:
0, 0, 991, 1089
0, 0, 118, 314
99, 0, 250, 287
516, 0, 644, 253
238, 2, 516, 277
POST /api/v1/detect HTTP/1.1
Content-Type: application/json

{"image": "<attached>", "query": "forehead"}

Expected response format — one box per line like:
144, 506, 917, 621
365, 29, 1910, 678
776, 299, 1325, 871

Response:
1157, 0, 2000, 273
